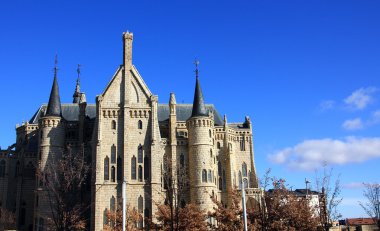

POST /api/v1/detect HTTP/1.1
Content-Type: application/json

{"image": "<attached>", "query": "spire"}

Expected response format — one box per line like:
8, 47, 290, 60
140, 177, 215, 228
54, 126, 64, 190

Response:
191, 59, 208, 117
73, 64, 81, 103
46, 55, 62, 117
224, 114, 228, 130
169, 92, 176, 105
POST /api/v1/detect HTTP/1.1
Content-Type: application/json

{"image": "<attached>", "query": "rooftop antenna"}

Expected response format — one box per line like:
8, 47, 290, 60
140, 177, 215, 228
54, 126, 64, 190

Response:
305, 178, 311, 197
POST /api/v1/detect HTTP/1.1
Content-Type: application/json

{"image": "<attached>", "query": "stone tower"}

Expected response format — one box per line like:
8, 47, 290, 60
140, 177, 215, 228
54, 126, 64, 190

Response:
92, 31, 163, 230
35, 59, 66, 227
186, 65, 217, 211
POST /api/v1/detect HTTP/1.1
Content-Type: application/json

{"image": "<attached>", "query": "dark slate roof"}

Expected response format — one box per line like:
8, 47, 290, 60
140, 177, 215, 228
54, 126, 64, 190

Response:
158, 104, 223, 125
30, 104, 96, 124
191, 77, 208, 117
30, 103, 224, 126
266, 188, 320, 196
229, 123, 250, 129
46, 75, 62, 116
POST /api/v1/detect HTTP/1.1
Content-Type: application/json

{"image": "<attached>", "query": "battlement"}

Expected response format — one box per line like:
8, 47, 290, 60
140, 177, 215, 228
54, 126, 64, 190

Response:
123, 31, 133, 40
186, 116, 214, 129
39, 116, 63, 128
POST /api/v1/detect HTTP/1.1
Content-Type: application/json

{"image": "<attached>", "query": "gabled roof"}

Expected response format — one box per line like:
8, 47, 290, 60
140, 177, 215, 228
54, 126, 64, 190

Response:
346, 218, 378, 226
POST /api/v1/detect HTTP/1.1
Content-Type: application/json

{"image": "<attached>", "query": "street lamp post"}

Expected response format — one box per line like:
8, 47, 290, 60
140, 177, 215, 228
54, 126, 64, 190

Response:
122, 178, 127, 231
242, 180, 248, 231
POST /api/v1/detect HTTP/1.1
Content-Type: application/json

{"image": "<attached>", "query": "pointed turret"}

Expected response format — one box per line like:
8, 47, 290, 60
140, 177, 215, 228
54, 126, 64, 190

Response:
191, 60, 208, 117
73, 64, 81, 103
46, 56, 62, 117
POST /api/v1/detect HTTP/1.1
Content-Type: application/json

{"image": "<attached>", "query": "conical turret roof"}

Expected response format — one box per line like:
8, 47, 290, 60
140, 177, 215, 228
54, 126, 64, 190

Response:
191, 76, 208, 117
46, 63, 62, 117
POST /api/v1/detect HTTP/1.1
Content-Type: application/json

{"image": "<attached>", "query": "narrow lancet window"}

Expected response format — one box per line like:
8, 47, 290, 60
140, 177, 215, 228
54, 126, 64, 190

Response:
131, 156, 136, 180
138, 145, 143, 163
202, 169, 207, 183
104, 156, 109, 180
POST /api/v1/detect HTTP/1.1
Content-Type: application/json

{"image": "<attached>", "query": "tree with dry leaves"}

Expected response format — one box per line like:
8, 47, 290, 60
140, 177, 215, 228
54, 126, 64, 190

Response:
208, 189, 244, 231
359, 182, 380, 229
0, 207, 16, 230
314, 165, 342, 230
152, 154, 207, 231
103, 202, 141, 231
154, 203, 208, 231
250, 175, 319, 231
39, 146, 90, 230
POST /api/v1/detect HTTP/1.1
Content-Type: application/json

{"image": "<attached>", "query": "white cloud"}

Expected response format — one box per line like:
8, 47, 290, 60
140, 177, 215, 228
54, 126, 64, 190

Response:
268, 137, 380, 171
319, 100, 335, 111
371, 110, 380, 124
343, 182, 365, 189
342, 118, 364, 130
344, 87, 377, 110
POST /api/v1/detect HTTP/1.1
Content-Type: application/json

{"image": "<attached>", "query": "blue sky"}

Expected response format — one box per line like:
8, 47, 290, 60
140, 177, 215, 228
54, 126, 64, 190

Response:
1, 0, 379, 218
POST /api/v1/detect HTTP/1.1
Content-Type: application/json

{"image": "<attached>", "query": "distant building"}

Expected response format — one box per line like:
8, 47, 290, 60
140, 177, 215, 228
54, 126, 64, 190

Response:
339, 218, 379, 231
0, 31, 262, 230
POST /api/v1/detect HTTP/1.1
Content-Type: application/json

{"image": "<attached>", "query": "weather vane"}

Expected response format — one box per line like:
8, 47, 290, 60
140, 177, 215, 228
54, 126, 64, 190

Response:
77, 64, 81, 78
194, 58, 200, 78
53, 54, 59, 75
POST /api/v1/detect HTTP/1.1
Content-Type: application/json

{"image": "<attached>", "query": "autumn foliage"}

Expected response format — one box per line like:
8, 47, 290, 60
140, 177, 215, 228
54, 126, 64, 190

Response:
249, 180, 319, 231
103, 203, 141, 231
153, 203, 208, 231
208, 189, 244, 231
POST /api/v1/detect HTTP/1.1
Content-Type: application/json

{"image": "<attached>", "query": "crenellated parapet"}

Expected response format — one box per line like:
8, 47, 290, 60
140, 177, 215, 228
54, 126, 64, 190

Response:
39, 116, 64, 128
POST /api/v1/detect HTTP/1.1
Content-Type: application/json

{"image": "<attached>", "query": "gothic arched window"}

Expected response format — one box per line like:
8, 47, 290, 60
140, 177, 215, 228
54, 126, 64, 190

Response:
138, 145, 143, 163
240, 137, 246, 151
208, 170, 212, 182
242, 162, 247, 177
110, 196, 116, 211
202, 169, 207, 183
243, 178, 248, 189
217, 142, 221, 149
131, 156, 136, 180
138, 166, 143, 182
111, 120, 116, 130
138, 120, 143, 130
111, 145, 116, 163
104, 156, 109, 180
111, 166, 116, 182
138, 195, 143, 213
